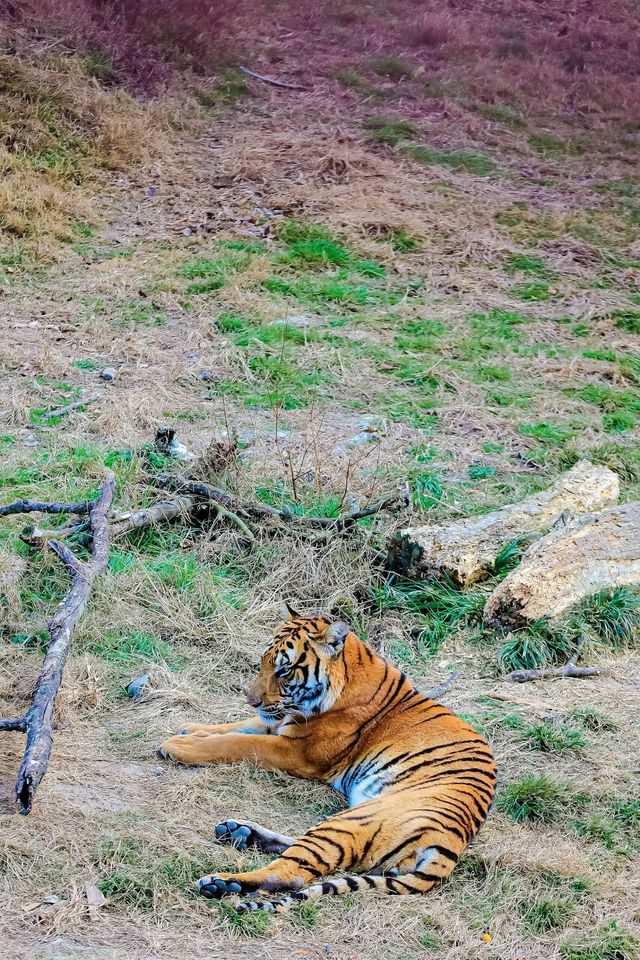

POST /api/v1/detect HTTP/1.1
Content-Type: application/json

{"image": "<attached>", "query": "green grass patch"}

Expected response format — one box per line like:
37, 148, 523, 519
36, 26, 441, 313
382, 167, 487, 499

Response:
496, 774, 588, 823
178, 251, 251, 294
334, 67, 370, 92
498, 622, 574, 671
521, 897, 575, 933
362, 115, 417, 145
511, 280, 556, 301
504, 252, 550, 276
614, 310, 640, 334
521, 722, 587, 753
568, 707, 618, 732
477, 102, 525, 127
368, 55, 414, 80
529, 132, 585, 156
218, 901, 271, 936
83, 629, 185, 669
579, 588, 640, 649
518, 421, 573, 445
560, 922, 639, 960
402, 143, 497, 176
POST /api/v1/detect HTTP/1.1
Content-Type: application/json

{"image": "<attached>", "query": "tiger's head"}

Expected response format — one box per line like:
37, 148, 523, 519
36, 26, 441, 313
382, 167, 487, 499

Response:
246, 604, 351, 725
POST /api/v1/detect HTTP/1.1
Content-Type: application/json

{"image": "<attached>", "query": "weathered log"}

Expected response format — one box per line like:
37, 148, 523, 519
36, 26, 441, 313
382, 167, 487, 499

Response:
0, 471, 115, 813
387, 461, 619, 586
484, 501, 640, 628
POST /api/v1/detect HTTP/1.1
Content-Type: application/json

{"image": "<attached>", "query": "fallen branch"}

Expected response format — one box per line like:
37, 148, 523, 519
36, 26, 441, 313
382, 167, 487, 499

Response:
239, 66, 306, 90
424, 670, 462, 700
0, 498, 92, 518
0, 471, 115, 813
502, 637, 604, 684
35, 395, 100, 421
159, 477, 405, 531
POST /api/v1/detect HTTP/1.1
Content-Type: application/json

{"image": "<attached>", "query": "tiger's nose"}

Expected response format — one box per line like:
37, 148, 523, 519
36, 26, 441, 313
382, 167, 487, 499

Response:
245, 687, 262, 708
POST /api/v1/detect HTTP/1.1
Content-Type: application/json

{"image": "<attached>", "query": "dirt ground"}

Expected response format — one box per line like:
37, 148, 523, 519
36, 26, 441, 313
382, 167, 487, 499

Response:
1, 3, 640, 959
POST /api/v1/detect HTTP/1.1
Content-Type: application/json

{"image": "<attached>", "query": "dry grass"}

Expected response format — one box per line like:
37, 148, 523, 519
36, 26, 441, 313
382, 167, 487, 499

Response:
1, 2, 640, 959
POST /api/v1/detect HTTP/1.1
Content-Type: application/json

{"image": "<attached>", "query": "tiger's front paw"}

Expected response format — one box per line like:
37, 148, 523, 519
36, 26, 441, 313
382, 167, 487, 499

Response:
158, 733, 215, 765
197, 873, 244, 899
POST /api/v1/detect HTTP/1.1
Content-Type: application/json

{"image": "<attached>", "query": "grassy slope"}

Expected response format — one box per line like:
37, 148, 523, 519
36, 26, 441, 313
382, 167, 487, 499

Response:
1, 2, 640, 959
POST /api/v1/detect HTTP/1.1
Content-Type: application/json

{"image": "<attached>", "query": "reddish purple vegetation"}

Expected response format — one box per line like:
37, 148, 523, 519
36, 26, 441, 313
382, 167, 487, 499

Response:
2, 0, 238, 90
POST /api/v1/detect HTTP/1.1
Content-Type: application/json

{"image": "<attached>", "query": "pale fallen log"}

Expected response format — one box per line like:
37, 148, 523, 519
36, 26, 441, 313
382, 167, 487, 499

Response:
387, 461, 619, 586
484, 501, 640, 628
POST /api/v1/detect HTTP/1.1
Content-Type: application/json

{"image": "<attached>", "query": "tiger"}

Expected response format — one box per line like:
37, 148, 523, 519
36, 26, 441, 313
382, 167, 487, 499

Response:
158, 604, 497, 913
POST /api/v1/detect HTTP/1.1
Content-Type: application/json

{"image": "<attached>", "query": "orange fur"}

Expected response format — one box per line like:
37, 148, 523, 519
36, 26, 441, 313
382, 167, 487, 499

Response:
159, 609, 496, 912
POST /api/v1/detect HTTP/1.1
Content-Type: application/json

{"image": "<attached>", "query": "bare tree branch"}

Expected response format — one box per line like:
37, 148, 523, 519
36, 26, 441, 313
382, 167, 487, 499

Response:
0, 499, 92, 518
423, 671, 462, 701
1, 471, 115, 814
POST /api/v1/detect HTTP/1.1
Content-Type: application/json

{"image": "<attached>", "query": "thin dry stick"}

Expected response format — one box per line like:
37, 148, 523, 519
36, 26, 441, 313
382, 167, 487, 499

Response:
239, 65, 306, 90
35, 395, 100, 421
501, 637, 604, 684
0, 471, 115, 814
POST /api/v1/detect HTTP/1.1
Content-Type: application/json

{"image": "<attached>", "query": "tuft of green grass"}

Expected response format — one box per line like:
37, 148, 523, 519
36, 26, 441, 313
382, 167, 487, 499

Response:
498, 622, 574, 672
218, 901, 271, 936
529, 132, 584, 156
521, 897, 575, 933
495, 774, 587, 823
613, 309, 640, 334
560, 922, 640, 960
84, 629, 185, 669
521, 722, 587, 753
368, 55, 414, 80
568, 707, 618, 732
477, 102, 525, 127
362, 115, 417, 145
276, 220, 334, 245
282, 237, 351, 267
518, 420, 573, 445
178, 251, 251, 295
288, 901, 321, 930
573, 814, 618, 850
505, 252, 550, 275
580, 588, 640, 649
402, 143, 496, 176
334, 67, 370, 91
511, 279, 555, 301
492, 535, 528, 576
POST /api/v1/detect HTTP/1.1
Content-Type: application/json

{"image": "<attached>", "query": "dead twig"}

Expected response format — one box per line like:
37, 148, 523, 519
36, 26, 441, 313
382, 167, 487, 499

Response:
239, 66, 306, 90
0, 471, 115, 814
423, 670, 462, 701
501, 637, 604, 683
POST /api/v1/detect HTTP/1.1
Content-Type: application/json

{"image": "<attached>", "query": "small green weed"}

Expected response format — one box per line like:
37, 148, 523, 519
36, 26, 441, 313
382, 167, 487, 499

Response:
518, 421, 573, 445
511, 280, 555, 301
282, 238, 350, 267
334, 67, 370, 91
573, 814, 618, 850
288, 901, 320, 930
614, 310, 640, 334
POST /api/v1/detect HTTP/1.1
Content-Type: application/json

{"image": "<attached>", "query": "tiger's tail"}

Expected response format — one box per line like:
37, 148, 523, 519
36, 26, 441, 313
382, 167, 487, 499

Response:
237, 845, 455, 914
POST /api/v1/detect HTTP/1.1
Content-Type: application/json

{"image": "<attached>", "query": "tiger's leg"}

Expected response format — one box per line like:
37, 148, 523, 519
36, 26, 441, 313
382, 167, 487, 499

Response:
158, 731, 312, 773
214, 819, 294, 854
197, 794, 475, 908
198, 798, 417, 899
167, 719, 270, 737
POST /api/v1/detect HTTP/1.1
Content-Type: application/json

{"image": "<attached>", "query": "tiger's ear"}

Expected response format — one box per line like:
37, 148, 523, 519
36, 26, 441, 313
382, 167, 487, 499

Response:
313, 621, 349, 658
280, 601, 301, 622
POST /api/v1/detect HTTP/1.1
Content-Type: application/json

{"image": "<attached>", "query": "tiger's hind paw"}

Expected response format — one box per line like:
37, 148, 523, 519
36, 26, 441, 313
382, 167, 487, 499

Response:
214, 819, 293, 854
214, 821, 253, 850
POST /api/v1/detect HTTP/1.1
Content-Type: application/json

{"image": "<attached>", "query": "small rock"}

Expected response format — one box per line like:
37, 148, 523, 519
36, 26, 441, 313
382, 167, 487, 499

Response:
126, 674, 150, 699
152, 765, 166, 777
100, 367, 117, 382
276, 313, 311, 328
169, 438, 196, 462
346, 431, 380, 448
22, 436, 39, 448
145, 187, 157, 197
198, 369, 218, 382
182, 227, 192, 237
